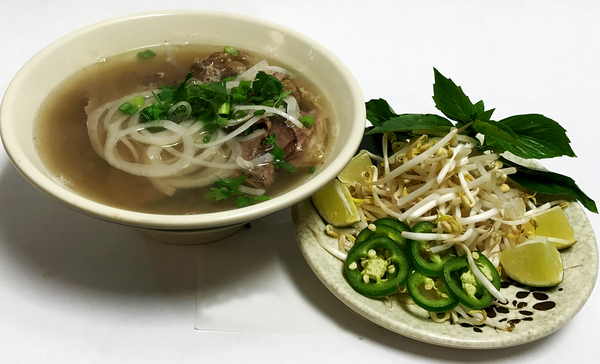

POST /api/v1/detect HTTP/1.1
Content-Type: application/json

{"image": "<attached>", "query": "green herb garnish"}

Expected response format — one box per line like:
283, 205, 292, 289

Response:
301, 116, 315, 128
263, 134, 298, 173
251, 71, 292, 108
137, 49, 157, 59
309, 166, 316, 174
364, 68, 596, 213
223, 46, 239, 56
204, 175, 270, 208
236, 195, 270, 208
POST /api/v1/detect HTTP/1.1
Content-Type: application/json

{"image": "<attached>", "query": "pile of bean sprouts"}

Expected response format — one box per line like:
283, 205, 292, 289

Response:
86, 61, 303, 197
315, 127, 567, 330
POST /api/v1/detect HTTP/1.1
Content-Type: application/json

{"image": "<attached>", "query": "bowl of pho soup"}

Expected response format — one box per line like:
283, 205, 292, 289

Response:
0, 10, 365, 244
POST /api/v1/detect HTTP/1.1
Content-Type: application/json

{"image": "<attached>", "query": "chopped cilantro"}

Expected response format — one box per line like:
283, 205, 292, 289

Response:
204, 175, 270, 208
251, 71, 292, 108
263, 134, 277, 145
309, 166, 316, 174
254, 109, 266, 116
264, 134, 298, 172
203, 135, 211, 143
204, 176, 248, 201
236, 195, 270, 208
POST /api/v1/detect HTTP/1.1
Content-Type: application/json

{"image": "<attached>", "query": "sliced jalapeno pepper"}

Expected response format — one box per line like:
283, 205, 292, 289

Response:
408, 221, 457, 277
442, 252, 502, 310
345, 236, 410, 298
355, 222, 407, 251
373, 218, 410, 235
407, 270, 458, 312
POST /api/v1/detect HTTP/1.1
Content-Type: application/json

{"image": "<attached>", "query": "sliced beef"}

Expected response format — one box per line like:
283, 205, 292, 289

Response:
270, 119, 297, 158
191, 51, 255, 83
243, 163, 275, 190
238, 119, 275, 189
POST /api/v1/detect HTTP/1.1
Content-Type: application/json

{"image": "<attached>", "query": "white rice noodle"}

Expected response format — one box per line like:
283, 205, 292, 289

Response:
164, 44, 187, 73
238, 185, 266, 196
233, 60, 293, 82
233, 105, 304, 128
234, 60, 270, 81
235, 128, 267, 142
196, 115, 265, 148
283, 95, 300, 120
227, 113, 255, 127
225, 80, 240, 93
104, 120, 195, 178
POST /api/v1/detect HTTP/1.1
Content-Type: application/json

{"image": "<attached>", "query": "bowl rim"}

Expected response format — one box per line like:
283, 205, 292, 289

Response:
0, 9, 366, 230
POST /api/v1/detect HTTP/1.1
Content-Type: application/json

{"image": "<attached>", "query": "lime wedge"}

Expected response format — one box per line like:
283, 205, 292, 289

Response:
337, 150, 373, 185
312, 179, 360, 227
524, 206, 576, 249
500, 237, 564, 287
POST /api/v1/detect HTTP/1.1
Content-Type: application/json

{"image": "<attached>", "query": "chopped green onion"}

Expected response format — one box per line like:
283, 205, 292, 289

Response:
218, 102, 231, 115
223, 46, 239, 56
129, 95, 145, 108
137, 49, 156, 59
119, 102, 137, 115
309, 166, 316, 174
301, 116, 315, 128
203, 135, 212, 143
254, 109, 266, 116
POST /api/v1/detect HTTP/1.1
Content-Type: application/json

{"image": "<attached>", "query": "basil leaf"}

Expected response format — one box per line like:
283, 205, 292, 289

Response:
501, 157, 597, 213
472, 119, 520, 145
476, 108, 495, 123
366, 98, 398, 127
488, 114, 576, 159
432, 68, 482, 123
358, 126, 385, 156
365, 114, 453, 135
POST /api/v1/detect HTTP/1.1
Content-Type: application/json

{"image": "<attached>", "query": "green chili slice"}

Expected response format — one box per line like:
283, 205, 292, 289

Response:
442, 253, 501, 310
408, 221, 457, 277
345, 236, 409, 298
407, 270, 458, 313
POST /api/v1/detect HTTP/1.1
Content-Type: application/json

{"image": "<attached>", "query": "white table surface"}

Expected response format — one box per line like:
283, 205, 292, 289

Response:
1, 0, 599, 362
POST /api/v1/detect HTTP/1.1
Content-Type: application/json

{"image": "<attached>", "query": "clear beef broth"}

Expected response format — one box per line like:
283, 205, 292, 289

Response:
34, 45, 335, 214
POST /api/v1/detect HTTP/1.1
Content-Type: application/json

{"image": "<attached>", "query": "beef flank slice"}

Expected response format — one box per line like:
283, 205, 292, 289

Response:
240, 118, 320, 189
191, 51, 255, 83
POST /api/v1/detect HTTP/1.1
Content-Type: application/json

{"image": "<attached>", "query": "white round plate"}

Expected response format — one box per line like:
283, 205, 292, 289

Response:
292, 198, 598, 349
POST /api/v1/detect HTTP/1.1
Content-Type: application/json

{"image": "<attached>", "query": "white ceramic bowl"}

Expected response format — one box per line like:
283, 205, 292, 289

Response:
0, 10, 365, 243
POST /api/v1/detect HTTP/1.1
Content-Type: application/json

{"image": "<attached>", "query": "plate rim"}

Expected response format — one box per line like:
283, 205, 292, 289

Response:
292, 198, 599, 349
